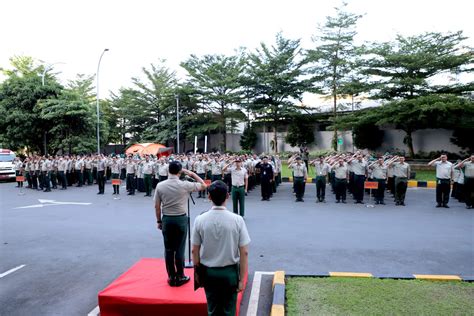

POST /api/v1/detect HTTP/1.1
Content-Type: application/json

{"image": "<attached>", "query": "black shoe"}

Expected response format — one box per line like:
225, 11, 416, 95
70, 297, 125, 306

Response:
112, 192, 116, 195
321, 199, 326, 203
380, 201, 385, 205
342, 200, 347, 204
175, 275, 190, 287
44, 189, 51, 192
443, 204, 449, 208
395, 201, 400, 206
167, 277, 176, 287
375, 201, 379, 205
261, 198, 266, 201
401, 202, 405, 206
336, 200, 340, 203
436, 204, 442, 208
300, 199, 304, 202
466, 205, 472, 209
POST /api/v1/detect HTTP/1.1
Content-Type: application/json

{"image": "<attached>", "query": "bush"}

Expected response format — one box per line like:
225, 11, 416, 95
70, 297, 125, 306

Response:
353, 124, 384, 150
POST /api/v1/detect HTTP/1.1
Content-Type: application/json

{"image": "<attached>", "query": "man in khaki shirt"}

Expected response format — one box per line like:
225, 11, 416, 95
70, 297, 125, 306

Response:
154, 161, 207, 287
456, 154, 474, 209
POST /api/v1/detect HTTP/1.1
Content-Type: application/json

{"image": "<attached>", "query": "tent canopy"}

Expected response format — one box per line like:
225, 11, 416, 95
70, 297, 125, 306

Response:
125, 143, 173, 157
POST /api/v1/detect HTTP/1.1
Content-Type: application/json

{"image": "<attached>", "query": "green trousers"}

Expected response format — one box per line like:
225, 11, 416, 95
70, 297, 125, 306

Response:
231, 186, 245, 217
204, 264, 239, 316
395, 177, 408, 203
162, 215, 188, 279
144, 174, 152, 196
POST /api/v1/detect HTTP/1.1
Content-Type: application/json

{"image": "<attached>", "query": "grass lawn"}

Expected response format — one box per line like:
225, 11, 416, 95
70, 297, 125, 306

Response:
286, 277, 474, 316
281, 163, 436, 181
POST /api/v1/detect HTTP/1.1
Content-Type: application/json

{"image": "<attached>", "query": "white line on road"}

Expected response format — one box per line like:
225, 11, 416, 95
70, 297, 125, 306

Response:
0, 264, 26, 278
247, 271, 274, 316
87, 306, 100, 316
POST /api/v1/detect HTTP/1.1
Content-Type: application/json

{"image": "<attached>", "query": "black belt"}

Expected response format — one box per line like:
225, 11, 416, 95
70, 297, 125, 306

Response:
233, 185, 245, 188
163, 213, 187, 217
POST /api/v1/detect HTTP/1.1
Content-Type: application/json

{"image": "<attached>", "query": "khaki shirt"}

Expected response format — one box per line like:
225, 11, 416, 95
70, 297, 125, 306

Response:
142, 161, 154, 175
464, 161, 474, 178
230, 167, 247, 186
111, 161, 121, 174
126, 162, 136, 174
75, 160, 83, 170
434, 161, 452, 179
158, 163, 169, 176
333, 163, 348, 179
289, 163, 307, 178
350, 160, 367, 176
313, 161, 330, 176
58, 160, 68, 172
392, 162, 410, 178
97, 159, 106, 172
210, 161, 224, 175
371, 163, 387, 179
154, 174, 202, 216
195, 161, 208, 174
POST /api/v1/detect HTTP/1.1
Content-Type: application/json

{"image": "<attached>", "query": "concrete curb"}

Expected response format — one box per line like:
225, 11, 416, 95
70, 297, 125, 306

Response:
270, 271, 285, 316
281, 177, 437, 188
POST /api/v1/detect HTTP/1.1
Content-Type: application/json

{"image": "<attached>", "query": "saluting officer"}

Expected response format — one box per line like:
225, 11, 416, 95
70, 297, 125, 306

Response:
97, 155, 106, 194
157, 158, 169, 182
348, 154, 368, 204
311, 156, 331, 203
126, 157, 137, 195
193, 156, 208, 198
456, 155, 474, 209
223, 158, 248, 217
390, 156, 410, 206
288, 155, 307, 202
111, 156, 122, 195
58, 156, 68, 189
75, 155, 84, 187
154, 161, 207, 287
142, 155, 155, 197
210, 156, 224, 181
428, 154, 453, 208
331, 157, 349, 203
42, 156, 52, 192
255, 156, 274, 201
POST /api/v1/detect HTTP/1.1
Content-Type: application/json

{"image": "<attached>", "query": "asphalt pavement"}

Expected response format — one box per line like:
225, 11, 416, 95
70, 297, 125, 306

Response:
1, 181, 472, 315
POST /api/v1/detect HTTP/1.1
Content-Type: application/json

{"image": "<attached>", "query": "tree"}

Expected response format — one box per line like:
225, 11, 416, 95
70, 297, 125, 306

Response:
0, 56, 62, 154
240, 123, 257, 150
451, 128, 474, 154
246, 32, 310, 153
181, 52, 247, 151
362, 31, 474, 100
352, 123, 384, 150
36, 74, 104, 154
339, 94, 474, 157
307, 2, 363, 150
285, 114, 315, 148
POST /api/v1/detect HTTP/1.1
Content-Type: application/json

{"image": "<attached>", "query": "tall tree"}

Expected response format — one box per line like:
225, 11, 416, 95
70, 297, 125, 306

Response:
36, 74, 103, 154
285, 114, 315, 148
362, 31, 474, 99
246, 32, 310, 153
0, 56, 62, 154
307, 2, 363, 150
181, 52, 247, 151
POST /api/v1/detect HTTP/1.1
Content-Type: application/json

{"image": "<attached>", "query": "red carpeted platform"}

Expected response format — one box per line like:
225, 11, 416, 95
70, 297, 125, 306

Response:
98, 258, 247, 316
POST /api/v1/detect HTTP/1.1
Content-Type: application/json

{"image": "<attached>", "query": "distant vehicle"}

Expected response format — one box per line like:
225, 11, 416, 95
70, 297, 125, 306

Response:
0, 149, 16, 181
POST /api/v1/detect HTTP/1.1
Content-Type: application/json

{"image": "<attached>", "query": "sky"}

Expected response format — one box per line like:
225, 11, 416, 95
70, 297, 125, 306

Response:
1, 0, 473, 108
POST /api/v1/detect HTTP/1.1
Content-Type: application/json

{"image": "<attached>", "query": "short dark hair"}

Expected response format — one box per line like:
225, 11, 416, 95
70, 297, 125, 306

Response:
208, 180, 228, 206
168, 161, 182, 175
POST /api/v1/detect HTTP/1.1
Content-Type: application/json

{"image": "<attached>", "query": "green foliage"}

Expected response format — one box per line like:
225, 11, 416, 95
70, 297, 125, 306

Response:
352, 123, 384, 150
239, 123, 258, 150
451, 128, 474, 153
362, 31, 474, 99
0, 56, 63, 153
181, 52, 247, 151
246, 32, 311, 152
307, 2, 363, 150
285, 115, 315, 148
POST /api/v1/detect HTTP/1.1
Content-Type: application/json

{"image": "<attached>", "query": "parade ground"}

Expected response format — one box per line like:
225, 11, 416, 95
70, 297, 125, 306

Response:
1, 182, 473, 315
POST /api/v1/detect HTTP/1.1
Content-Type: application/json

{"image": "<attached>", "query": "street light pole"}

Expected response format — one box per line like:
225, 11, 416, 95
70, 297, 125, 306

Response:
176, 95, 180, 154
96, 48, 109, 155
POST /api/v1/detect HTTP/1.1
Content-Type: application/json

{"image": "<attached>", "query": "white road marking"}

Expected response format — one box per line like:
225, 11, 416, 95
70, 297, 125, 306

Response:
247, 271, 274, 316
15, 199, 92, 209
0, 264, 26, 278
87, 306, 100, 316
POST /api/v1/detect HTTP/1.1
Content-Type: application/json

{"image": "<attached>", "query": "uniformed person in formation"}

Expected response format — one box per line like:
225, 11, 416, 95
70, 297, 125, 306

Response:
347, 154, 368, 204
126, 157, 137, 195
96, 155, 106, 194
428, 154, 453, 208
369, 157, 388, 205
75, 155, 84, 187
255, 156, 274, 201
222, 158, 248, 216
157, 158, 169, 183
110, 156, 122, 195
14, 157, 23, 187
456, 155, 474, 209
330, 157, 349, 203
142, 155, 154, 197
311, 156, 331, 203
389, 156, 410, 206
192, 180, 250, 316
193, 155, 208, 198
288, 155, 307, 202
154, 161, 207, 287
210, 156, 224, 181
58, 156, 68, 189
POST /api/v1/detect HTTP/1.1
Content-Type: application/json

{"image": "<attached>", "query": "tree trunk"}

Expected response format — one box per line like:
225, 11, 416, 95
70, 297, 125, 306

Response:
404, 129, 415, 158
332, 93, 338, 151
221, 105, 226, 152
273, 113, 278, 153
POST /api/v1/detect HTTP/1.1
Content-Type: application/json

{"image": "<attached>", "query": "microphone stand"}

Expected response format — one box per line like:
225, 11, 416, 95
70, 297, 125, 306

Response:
185, 192, 195, 268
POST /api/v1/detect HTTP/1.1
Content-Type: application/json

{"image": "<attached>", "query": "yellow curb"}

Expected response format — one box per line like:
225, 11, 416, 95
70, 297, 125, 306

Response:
306, 177, 313, 183
413, 274, 462, 281
289, 176, 293, 182
427, 181, 437, 188
329, 272, 373, 278
408, 180, 418, 188
270, 304, 284, 316
273, 271, 285, 287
